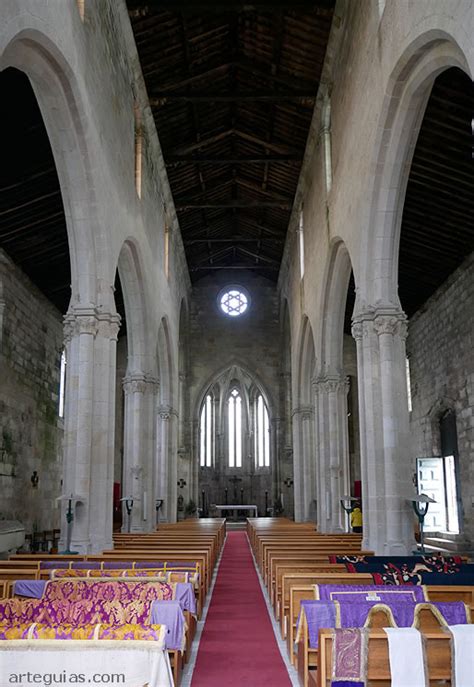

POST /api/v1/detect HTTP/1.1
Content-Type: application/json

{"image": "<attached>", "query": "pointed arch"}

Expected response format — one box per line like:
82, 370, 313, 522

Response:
0, 27, 103, 306
359, 32, 471, 309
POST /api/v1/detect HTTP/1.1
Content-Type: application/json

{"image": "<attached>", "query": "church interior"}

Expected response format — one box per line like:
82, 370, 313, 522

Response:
0, 0, 472, 685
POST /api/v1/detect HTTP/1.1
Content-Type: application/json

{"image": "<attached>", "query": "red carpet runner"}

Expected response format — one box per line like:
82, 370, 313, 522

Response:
191, 531, 292, 687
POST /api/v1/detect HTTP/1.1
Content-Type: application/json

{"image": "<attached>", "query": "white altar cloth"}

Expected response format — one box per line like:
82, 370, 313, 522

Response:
0, 640, 173, 687
215, 505, 258, 518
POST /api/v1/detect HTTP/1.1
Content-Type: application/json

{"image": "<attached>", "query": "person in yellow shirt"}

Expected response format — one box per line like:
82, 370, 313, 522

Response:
350, 502, 362, 533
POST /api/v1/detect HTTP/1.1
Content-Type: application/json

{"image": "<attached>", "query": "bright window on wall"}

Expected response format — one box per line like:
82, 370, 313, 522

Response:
58, 350, 66, 418
298, 208, 305, 279
228, 388, 242, 467
199, 394, 214, 467
254, 394, 270, 467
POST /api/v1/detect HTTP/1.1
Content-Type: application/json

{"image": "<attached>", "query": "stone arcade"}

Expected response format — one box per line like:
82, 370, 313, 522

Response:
0, 0, 472, 563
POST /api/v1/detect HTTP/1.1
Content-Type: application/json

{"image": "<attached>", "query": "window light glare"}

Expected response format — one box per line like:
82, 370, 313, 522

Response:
220, 289, 248, 317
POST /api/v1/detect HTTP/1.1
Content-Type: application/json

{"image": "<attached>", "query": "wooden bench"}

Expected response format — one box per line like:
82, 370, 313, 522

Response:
318, 628, 453, 687
297, 601, 473, 687
288, 579, 474, 668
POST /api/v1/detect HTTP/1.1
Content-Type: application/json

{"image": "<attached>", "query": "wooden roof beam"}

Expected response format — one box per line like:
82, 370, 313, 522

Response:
129, 1, 335, 11
166, 155, 303, 165
150, 92, 315, 105
176, 200, 292, 210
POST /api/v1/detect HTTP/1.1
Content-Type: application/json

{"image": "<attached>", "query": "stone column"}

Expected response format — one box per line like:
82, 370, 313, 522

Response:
292, 406, 315, 521
314, 376, 350, 533
352, 307, 414, 554
60, 308, 120, 553
156, 405, 178, 523
178, 373, 186, 451
122, 373, 159, 532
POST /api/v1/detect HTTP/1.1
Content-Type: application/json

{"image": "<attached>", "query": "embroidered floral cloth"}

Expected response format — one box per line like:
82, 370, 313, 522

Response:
331, 628, 368, 687
372, 567, 474, 586
50, 568, 199, 587
2, 580, 195, 624
0, 623, 165, 642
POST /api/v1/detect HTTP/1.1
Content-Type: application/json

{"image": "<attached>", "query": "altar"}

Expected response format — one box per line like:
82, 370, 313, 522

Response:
214, 505, 258, 520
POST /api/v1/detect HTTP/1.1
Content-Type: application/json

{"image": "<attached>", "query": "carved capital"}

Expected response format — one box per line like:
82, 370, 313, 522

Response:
123, 374, 148, 395
123, 373, 159, 396
292, 405, 313, 421
96, 312, 122, 341
158, 404, 178, 421
374, 313, 407, 339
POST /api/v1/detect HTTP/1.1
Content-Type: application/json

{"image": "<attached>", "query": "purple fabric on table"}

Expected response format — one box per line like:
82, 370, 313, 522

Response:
165, 562, 197, 570
432, 601, 468, 625
338, 601, 416, 628
316, 584, 425, 603
13, 580, 47, 599
134, 562, 166, 569
71, 562, 100, 570
150, 600, 186, 650
40, 562, 69, 570
102, 562, 136, 569
175, 583, 196, 614
298, 600, 336, 649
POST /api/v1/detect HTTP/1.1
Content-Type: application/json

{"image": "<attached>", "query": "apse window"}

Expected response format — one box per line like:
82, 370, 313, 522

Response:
254, 394, 270, 468
228, 389, 242, 468
200, 393, 214, 468
219, 288, 249, 317
58, 350, 66, 418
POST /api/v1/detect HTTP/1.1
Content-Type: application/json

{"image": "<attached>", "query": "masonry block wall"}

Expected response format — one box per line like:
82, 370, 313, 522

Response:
186, 271, 294, 517
0, 250, 63, 535
408, 253, 474, 543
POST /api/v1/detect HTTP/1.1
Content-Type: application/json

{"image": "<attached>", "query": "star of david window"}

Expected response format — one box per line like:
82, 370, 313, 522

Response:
219, 288, 249, 317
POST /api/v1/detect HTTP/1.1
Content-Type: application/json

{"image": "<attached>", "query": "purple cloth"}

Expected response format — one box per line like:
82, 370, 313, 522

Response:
102, 562, 136, 570
150, 600, 186, 650
332, 628, 368, 687
338, 601, 416, 628
40, 562, 69, 570
316, 584, 425, 603
175, 583, 196, 614
13, 580, 47, 599
298, 600, 336, 648
431, 601, 468, 625
134, 562, 166, 569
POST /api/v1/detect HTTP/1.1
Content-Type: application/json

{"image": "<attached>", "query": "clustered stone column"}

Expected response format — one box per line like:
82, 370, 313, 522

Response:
352, 306, 414, 554
60, 306, 120, 553
122, 373, 159, 532
314, 375, 350, 533
292, 405, 315, 522
156, 405, 178, 523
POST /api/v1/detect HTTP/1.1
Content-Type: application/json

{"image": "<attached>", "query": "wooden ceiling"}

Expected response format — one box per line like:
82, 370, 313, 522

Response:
0, 22, 471, 332
127, 0, 335, 281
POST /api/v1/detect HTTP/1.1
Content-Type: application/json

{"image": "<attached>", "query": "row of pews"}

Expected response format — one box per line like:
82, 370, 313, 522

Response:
0, 518, 226, 687
248, 517, 474, 687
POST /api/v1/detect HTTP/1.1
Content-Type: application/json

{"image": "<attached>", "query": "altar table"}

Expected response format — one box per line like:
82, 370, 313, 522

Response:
214, 505, 258, 519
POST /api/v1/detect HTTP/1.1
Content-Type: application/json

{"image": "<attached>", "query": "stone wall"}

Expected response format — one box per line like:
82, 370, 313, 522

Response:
184, 271, 294, 517
0, 250, 63, 535
408, 253, 474, 543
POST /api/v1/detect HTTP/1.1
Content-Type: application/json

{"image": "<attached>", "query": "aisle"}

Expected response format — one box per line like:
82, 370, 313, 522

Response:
191, 531, 292, 687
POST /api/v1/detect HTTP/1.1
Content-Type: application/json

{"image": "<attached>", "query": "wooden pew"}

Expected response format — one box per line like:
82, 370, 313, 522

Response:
297, 602, 473, 687
318, 629, 453, 687
288, 579, 474, 668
